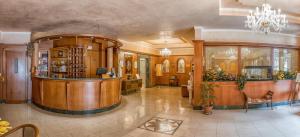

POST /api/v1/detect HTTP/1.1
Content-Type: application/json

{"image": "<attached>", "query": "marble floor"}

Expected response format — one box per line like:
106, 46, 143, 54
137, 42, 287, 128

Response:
2, 87, 300, 137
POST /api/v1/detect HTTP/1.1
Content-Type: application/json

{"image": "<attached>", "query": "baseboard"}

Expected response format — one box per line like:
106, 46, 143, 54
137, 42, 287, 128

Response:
0, 99, 31, 104
193, 100, 300, 110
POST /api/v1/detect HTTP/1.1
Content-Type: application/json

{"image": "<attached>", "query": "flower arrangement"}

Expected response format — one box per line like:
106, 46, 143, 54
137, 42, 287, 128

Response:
203, 69, 236, 81
0, 119, 11, 135
203, 69, 218, 81
274, 70, 297, 80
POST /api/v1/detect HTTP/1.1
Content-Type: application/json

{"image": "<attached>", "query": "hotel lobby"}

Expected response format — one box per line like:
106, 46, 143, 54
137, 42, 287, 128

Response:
1, 0, 300, 137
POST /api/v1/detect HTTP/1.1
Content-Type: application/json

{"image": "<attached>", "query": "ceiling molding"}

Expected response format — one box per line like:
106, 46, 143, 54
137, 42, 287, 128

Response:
220, 0, 300, 24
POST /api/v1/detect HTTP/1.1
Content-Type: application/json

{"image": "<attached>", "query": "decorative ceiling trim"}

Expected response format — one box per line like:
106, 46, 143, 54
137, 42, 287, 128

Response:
219, 0, 300, 24
201, 29, 300, 46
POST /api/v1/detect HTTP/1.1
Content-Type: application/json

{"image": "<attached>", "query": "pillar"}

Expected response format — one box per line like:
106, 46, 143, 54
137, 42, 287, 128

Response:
100, 41, 107, 68
192, 40, 204, 107
113, 47, 120, 77
31, 42, 39, 76
107, 47, 113, 70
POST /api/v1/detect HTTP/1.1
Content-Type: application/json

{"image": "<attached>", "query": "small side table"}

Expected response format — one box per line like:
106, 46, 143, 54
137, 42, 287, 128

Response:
181, 85, 189, 97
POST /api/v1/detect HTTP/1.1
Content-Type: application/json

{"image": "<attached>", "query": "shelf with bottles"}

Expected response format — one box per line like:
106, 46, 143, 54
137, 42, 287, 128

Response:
51, 47, 69, 58
38, 50, 49, 76
68, 47, 85, 78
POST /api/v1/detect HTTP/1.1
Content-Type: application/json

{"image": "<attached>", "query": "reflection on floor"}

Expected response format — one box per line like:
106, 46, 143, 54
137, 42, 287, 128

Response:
2, 86, 300, 137
138, 117, 183, 135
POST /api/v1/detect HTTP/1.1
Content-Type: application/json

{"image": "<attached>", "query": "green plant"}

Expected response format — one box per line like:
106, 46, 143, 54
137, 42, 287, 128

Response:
203, 69, 218, 81
201, 82, 218, 107
284, 71, 297, 80
203, 69, 236, 81
236, 74, 247, 91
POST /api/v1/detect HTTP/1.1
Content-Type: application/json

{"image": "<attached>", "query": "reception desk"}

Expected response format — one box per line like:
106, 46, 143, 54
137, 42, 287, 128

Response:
32, 77, 121, 114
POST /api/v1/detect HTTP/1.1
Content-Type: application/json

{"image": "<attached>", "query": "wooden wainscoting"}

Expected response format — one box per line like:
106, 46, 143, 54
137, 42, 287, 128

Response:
155, 55, 193, 86
211, 80, 294, 107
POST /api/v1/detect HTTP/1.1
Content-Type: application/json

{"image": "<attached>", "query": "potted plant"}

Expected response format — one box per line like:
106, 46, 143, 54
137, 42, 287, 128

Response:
236, 74, 247, 91
201, 82, 217, 115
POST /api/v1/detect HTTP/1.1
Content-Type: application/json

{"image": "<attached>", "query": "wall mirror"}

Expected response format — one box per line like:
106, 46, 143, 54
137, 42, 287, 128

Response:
125, 54, 133, 74
162, 59, 170, 73
177, 58, 185, 73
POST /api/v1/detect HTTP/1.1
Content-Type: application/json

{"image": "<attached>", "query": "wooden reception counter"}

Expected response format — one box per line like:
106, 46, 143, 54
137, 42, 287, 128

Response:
32, 77, 121, 114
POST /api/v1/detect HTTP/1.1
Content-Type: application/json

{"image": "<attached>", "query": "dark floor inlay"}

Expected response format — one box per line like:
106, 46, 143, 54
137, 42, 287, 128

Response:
138, 117, 183, 135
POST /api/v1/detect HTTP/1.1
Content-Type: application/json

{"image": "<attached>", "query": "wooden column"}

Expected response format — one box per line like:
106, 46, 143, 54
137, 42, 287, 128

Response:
100, 41, 107, 68
113, 47, 119, 76
192, 40, 204, 106
107, 47, 113, 70
31, 42, 39, 76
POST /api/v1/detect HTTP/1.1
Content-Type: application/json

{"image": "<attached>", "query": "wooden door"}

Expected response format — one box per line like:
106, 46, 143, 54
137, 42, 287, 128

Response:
85, 51, 99, 78
0, 48, 3, 102
5, 50, 27, 103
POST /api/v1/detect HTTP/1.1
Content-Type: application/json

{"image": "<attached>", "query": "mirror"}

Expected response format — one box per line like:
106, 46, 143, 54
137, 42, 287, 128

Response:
125, 54, 133, 74
177, 58, 185, 73
162, 59, 170, 73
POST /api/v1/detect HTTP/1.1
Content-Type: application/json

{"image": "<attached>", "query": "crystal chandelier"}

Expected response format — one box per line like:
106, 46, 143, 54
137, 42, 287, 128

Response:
160, 48, 172, 57
245, 2, 288, 34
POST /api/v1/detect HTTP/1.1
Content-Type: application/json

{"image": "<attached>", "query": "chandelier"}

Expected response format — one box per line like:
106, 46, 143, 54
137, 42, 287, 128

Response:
245, 2, 288, 34
160, 48, 172, 57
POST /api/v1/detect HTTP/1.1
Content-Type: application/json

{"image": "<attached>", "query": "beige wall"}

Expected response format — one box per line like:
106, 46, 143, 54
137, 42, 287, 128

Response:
120, 40, 159, 55
169, 48, 194, 55
0, 32, 31, 44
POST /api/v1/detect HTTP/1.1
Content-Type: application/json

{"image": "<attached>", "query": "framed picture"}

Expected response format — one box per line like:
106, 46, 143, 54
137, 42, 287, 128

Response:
296, 73, 300, 83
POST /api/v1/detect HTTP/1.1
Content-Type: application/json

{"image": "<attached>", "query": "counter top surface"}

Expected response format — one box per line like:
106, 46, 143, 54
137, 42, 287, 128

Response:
34, 76, 119, 81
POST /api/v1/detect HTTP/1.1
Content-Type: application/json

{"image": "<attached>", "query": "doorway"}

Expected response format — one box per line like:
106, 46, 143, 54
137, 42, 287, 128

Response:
139, 58, 146, 88
4, 49, 27, 103
139, 56, 150, 88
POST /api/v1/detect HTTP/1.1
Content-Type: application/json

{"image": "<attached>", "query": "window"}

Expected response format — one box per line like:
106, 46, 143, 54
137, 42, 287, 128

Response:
177, 58, 185, 73
205, 47, 238, 74
273, 48, 298, 72
241, 47, 271, 67
162, 59, 170, 73
241, 47, 272, 80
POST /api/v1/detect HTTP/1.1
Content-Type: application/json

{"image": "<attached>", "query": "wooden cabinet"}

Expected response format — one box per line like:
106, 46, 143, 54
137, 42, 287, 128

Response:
50, 47, 85, 78
121, 79, 142, 95
50, 48, 69, 78
68, 47, 85, 78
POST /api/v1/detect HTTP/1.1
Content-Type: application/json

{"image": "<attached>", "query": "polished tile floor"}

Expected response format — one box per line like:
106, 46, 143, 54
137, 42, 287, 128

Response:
2, 87, 300, 137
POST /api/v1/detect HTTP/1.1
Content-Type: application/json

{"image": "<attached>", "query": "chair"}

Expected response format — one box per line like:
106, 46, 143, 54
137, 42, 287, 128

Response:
169, 76, 179, 86
1, 124, 39, 137
243, 90, 274, 112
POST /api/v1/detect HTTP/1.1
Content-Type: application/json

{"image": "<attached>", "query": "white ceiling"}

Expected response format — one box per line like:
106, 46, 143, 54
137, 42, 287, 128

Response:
0, 0, 299, 43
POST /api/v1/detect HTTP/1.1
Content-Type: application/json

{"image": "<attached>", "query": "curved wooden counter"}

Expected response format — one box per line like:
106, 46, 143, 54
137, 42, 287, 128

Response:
32, 77, 121, 114
209, 80, 298, 109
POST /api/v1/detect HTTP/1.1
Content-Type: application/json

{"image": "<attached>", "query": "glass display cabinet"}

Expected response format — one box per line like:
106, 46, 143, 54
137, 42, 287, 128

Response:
243, 66, 273, 80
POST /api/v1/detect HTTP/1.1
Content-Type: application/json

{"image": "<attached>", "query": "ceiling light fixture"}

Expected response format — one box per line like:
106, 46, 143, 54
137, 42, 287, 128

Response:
160, 31, 172, 44
245, 1, 288, 34
160, 48, 172, 57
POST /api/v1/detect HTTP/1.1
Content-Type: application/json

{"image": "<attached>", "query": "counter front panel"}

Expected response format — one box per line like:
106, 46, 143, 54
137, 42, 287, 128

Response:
32, 77, 121, 114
